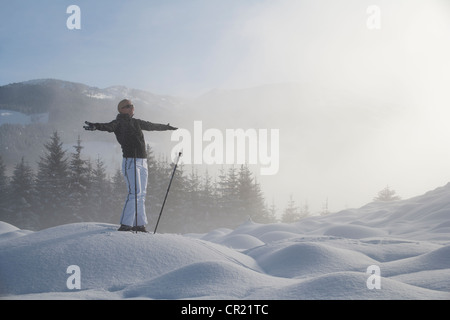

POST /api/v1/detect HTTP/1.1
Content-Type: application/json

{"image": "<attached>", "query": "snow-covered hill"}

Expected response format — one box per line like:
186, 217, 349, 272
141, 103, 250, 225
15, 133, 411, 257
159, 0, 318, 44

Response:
1, 183, 449, 300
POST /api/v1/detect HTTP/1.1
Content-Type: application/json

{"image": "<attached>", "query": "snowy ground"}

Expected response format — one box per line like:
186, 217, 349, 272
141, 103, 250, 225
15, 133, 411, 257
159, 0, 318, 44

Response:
1, 184, 449, 300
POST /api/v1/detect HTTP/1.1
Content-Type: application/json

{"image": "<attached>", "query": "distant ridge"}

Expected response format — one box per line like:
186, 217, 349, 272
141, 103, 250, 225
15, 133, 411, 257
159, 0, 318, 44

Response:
0, 79, 184, 169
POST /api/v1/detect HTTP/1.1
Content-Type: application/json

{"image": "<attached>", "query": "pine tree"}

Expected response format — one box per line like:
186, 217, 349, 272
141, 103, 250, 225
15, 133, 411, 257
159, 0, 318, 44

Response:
110, 167, 126, 224
320, 198, 330, 216
237, 165, 253, 217
68, 136, 90, 223
299, 200, 310, 219
224, 166, 241, 227
8, 157, 37, 229
268, 199, 278, 222
197, 170, 218, 231
252, 177, 276, 223
212, 166, 239, 228
0, 155, 8, 222
89, 156, 110, 222
215, 166, 229, 223
374, 185, 401, 202
185, 168, 202, 230
35, 131, 70, 228
281, 195, 302, 223
237, 164, 271, 223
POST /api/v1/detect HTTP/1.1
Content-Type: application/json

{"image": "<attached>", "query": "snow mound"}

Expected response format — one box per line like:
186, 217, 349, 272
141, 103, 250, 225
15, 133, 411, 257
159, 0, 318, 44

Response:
217, 234, 265, 250
0, 221, 31, 241
0, 223, 258, 296
250, 272, 448, 300
123, 260, 291, 300
382, 245, 450, 277
257, 231, 299, 243
323, 224, 387, 239
0, 221, 19, 234
248, 241, 377, 279
1, 183, 450, 299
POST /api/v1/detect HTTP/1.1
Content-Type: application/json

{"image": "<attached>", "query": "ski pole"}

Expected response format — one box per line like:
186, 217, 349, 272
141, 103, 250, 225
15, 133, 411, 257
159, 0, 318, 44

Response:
154, 151, 182, 234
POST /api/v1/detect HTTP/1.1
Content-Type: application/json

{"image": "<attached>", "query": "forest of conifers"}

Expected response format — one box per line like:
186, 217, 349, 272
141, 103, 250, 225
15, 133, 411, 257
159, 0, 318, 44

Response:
0, 131, 281, 233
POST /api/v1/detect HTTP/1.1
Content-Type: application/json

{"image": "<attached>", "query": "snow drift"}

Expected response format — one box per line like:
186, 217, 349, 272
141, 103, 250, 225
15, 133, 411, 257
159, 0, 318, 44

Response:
1, 183, 450, 299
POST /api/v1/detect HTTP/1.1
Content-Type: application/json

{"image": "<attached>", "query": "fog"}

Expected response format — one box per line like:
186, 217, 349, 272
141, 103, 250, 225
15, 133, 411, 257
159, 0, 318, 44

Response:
173, 0, 450, 214
1, 0, 450, 215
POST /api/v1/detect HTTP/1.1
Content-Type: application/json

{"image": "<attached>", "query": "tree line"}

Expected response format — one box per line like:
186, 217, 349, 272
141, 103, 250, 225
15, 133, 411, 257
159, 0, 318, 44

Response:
0, 131, 282, 233
0, 131, 404, 233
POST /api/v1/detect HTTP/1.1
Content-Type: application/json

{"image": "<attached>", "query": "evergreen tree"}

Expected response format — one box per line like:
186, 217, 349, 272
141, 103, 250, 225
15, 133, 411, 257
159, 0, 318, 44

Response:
374, 185, 401, 202
237, 165, 273, 224
252, 178, 275, 223
197, 170, 218, 231
215, 167, 229, 224
89, 156, 110, 222
268, 199, 278, 222
110, 167, 126, 223
299, 200, 310, 218
68, 136, 90, 222
185, 168, 202, 229
35, 131, 70, 228
8, 157, 37, 229
224, 166, 241, 227
237, 165, 253, 218
320, 198, 330, 216
0, 156, 8, 222
281, 195, 302, 223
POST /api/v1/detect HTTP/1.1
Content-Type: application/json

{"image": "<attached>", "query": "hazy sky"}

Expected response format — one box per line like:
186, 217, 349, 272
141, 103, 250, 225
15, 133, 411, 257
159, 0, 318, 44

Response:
1, 0, 260, 95
1, 0, 450, 214
1, 0, 447, 96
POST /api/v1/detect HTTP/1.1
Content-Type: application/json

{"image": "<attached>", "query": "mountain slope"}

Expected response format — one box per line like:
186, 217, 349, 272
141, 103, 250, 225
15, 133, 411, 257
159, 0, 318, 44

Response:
0, 79, 183, 116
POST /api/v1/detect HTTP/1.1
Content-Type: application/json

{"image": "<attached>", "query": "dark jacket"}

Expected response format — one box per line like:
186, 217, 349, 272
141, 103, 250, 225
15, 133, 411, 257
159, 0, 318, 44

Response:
94, 113, 174, 158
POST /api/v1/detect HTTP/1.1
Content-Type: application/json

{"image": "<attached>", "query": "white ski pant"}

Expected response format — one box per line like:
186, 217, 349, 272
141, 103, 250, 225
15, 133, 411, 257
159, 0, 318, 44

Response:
120, 157, 148, 227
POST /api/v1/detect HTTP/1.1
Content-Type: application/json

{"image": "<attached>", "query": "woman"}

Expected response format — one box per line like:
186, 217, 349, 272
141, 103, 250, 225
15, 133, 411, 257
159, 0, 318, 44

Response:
84, 99, 177, 232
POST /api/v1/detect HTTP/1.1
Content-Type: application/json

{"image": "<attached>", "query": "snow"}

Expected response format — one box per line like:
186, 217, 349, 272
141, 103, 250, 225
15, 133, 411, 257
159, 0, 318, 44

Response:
1, 183, 450, 300
0, 109, 48, 126
0, 222, 32, 242
83, 91, 115, 100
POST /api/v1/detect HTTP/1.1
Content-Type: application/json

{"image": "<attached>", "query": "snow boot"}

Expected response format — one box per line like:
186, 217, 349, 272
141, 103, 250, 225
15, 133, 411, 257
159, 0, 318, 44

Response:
118, 224, 133, 231
132, 225, 148, 233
